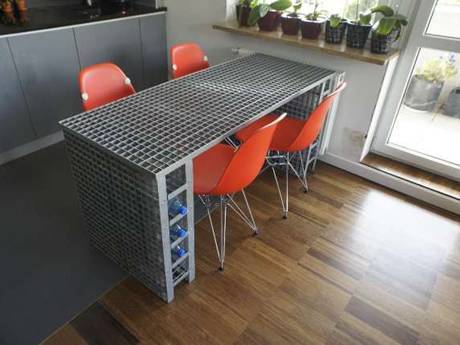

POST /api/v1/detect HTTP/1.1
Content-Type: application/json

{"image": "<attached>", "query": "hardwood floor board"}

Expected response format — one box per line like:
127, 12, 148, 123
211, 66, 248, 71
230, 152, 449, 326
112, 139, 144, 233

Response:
345, 297, 419, 345
418, 301, 460, 345
364, 249, 437, 310
71, 303, 139, 345
431, 272, 460, 314
279, 264, 352, 323
43, 325, 88, 345
332, 311, 402, 345
254, 212, 322, 261
260, 288, 339, 344
353, 277, 427, 334
41, 163, 460, 345
440, 253, 460, 281
299, 237, 370, 293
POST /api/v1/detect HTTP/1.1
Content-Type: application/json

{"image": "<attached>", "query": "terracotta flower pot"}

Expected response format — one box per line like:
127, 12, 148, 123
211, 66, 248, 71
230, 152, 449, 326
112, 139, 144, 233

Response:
346, 23, 371, 49
257, 11, 281, 32
300, 18, 324, 39
236, 5, 252, 27
281, 13, 300, 36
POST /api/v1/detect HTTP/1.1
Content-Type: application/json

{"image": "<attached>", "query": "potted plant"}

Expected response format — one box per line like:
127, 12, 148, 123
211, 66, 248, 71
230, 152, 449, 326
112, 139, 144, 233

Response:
237, 0, 257, 27
300, 0, 325, 39
1, 0, 16, 25
404, 54, 458, 112
346, 1, 372, 48
370, 5, 408, 54
325, 14, 347, 44
249, 0, 292, 32
281, 0, 302, 35
15, 0, 28, 25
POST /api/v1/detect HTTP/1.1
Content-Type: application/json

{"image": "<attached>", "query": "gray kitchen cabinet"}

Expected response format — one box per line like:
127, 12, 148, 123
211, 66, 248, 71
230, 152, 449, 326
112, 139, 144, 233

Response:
74, 17, 144, 90
0, 38, 36, 152
8, 29, 82, 137
140, 13, 168, 88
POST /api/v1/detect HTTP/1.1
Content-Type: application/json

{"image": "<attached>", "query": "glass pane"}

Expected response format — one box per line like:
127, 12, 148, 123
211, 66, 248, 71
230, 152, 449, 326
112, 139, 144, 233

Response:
388, 48, 460, 166
301, 0, 377, 17
426, 0, 460, 39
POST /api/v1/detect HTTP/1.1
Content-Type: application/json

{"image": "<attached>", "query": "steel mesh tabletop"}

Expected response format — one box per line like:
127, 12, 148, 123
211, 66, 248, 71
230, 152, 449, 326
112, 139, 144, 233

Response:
60, 53, 336, 175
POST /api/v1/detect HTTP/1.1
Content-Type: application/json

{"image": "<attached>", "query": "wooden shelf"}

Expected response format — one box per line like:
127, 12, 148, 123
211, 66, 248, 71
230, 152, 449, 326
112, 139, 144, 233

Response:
213, 21, 399, 66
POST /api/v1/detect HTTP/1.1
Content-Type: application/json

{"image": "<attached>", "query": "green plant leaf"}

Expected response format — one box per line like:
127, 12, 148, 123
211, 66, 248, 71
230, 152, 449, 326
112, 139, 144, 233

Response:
293, 0, 302, 13
375, 16, 396, 36
329, 14, 342, 28
270, 0, 292, 11
394, 14, 408, 26
259, 3, 270, 16
248, 5, 261, 25
359, 12, 372, 25
371, 5, 394, 17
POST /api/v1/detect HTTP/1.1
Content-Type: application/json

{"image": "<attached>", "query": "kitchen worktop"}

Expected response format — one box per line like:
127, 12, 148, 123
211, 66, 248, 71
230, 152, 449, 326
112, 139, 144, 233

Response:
0, 3, 166, 36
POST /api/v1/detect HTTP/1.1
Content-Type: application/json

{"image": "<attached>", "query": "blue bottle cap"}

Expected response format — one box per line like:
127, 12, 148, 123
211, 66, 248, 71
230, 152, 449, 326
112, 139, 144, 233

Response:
177, 227, 187, 238
178, 206, 187, 215
177, 247, 186, 257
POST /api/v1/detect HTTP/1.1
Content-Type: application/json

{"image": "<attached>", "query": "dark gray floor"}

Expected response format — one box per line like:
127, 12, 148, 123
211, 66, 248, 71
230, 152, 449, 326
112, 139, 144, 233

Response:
0, 143, 126, 345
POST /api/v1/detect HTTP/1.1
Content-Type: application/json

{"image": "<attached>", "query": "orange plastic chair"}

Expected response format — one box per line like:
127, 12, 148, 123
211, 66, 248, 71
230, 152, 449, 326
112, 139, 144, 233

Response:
170, 43, 210, 79
235, 83, 347, 217
79, 62, 136, 111
193, 113, 286, 270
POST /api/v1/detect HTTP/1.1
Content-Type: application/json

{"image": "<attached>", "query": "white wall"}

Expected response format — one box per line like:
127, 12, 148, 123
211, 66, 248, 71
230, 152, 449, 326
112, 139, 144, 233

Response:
164, 0, 389, 163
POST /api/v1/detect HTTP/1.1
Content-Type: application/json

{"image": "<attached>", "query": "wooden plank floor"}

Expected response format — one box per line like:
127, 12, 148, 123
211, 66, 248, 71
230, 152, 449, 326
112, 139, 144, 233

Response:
362, 153, 460, 200
43, 163, 460, 345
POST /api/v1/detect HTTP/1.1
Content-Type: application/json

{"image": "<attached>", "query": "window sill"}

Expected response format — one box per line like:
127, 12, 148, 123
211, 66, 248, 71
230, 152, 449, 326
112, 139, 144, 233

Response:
213, 21, 400, 66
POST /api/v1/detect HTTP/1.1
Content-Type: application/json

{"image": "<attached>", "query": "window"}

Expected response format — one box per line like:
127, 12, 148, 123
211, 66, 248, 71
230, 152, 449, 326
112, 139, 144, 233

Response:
426, 0, 460, 39
301, 0, 378, 19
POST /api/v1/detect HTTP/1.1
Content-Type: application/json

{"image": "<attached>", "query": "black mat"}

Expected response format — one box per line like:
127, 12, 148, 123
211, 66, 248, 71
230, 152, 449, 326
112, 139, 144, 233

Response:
0, 142, 126, 345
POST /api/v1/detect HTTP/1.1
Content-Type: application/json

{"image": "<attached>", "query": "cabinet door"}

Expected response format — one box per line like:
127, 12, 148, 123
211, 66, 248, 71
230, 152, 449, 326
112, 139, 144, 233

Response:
140, 13, 168, 88
8, 29, 82, 137
0, 38, 36, 152
74, 17, 144, 90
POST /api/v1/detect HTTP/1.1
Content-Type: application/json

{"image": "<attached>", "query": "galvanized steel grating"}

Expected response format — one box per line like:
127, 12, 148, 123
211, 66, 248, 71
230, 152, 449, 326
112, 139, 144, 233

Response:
60, 53, 335, 175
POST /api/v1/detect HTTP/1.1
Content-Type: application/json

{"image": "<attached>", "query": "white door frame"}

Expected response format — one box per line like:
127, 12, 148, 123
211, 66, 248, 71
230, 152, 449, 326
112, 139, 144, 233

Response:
372, 0, 460, 181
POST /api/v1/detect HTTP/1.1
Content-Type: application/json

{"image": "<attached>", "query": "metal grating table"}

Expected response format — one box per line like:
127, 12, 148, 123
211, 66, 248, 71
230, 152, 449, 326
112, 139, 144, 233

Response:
60, 53, 340, 302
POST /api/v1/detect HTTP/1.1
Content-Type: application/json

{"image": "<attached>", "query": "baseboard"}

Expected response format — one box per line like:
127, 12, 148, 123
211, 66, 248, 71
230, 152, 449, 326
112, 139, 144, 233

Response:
320, 152, 460, 216
0, 132, 64, 166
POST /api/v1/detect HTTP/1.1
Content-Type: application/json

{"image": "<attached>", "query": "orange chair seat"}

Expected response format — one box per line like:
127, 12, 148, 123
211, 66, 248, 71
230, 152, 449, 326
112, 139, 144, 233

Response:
193, 144, 235, 195
235, 114, 303, 152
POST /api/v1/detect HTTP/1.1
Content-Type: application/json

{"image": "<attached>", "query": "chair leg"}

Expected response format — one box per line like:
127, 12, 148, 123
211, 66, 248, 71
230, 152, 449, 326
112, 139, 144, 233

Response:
299, 150, 310, 193
284, 153, 289, 219
219, 196, 227, 271
200, 192, 258, 271
199, 195, 227, 271
227, 189, 258, 235
271, 166, 287, 218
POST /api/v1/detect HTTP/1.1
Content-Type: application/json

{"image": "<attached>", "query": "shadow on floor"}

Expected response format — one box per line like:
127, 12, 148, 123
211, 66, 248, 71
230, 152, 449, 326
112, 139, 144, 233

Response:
0, 143, 126, 345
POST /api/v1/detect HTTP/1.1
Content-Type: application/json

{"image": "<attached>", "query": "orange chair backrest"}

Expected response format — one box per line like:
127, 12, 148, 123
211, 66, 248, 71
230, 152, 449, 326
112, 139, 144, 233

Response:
210, 114, 287, 195
286, 82, 347, 152
79, 63, 136, 111
170, 42, 210, 79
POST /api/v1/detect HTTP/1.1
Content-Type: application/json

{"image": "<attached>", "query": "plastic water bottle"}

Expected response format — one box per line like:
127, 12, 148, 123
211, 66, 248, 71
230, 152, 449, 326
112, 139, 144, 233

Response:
170, 225, 187, 241
168, 199, 187, 217
172, 245, 187, 260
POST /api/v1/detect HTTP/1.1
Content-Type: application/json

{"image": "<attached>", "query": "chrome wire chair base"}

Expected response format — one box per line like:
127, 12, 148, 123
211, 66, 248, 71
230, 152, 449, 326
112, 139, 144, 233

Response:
266, 141, 318, 219
199, 189, 257, 271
